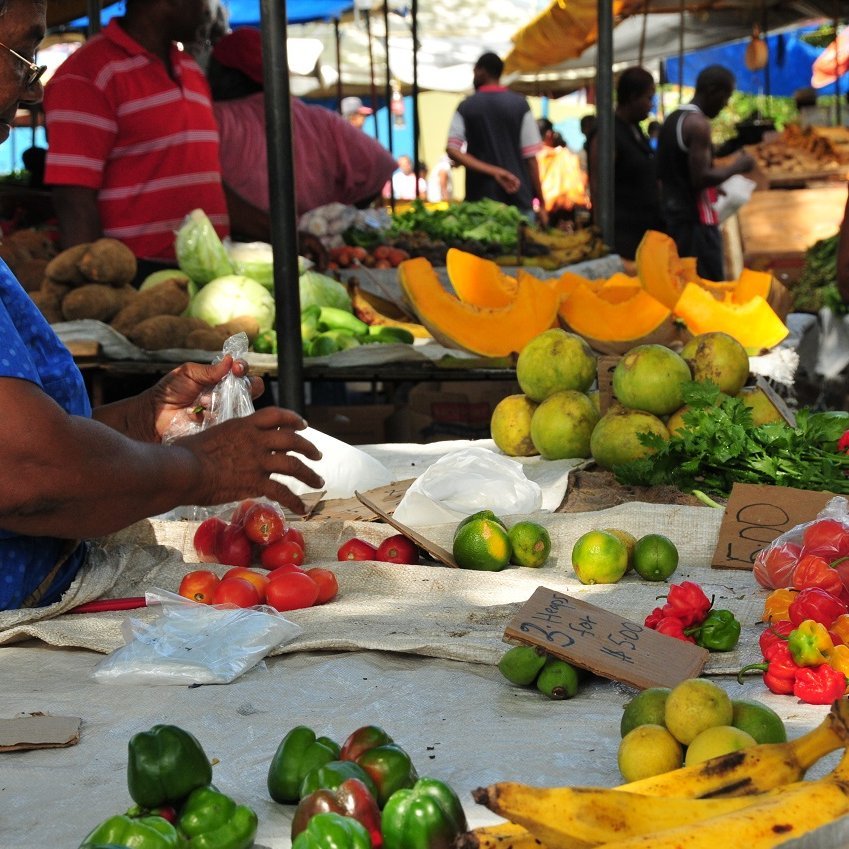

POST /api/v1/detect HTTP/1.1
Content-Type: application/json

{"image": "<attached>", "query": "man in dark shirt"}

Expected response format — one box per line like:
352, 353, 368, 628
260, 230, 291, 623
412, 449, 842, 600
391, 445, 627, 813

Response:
656, 65, 754, 280
446, 52, 548, 226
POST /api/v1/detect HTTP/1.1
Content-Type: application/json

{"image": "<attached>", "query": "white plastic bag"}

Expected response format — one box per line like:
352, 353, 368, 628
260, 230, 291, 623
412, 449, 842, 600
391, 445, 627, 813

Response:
715, 174, 756, 223
392, 446, 542, 527
93, 589, 301, 685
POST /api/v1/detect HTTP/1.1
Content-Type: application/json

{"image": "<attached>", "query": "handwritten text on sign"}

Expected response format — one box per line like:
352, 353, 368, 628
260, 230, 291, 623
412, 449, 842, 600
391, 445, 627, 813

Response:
504, 586, 708, 690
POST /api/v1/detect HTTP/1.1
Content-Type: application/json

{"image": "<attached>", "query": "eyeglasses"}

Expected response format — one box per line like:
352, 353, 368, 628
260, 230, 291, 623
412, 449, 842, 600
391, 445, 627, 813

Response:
0, 41, 47, 88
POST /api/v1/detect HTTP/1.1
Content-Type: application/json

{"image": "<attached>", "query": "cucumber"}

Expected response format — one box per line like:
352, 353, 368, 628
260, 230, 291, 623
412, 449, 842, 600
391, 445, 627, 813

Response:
318, 306, 368, 335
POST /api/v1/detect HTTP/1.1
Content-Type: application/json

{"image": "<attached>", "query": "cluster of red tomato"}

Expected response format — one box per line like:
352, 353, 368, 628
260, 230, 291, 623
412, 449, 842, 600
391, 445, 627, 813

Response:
178, 499, 338, 612
337, 534, 419, 563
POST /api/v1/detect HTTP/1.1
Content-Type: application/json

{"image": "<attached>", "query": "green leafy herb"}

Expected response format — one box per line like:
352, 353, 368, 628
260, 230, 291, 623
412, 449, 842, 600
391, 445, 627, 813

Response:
613, 381, 849, 497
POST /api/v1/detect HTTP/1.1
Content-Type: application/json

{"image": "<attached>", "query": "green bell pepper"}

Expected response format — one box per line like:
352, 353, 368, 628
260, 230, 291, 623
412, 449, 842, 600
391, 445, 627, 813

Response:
267, 726, 341, 804
78, 814, 184, 849
339, 726, 393, 762
381, 778, 468, 849
291, 812, 371, 849
300, 760, 378, 802
693, 609, 742, 652
178, 785, 257, 849
356, 744, 419, 808
127, 725, 212, 809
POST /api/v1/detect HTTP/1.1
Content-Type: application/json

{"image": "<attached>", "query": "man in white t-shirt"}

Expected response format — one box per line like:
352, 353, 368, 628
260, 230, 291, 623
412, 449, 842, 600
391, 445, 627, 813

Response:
427, 155, 455, 201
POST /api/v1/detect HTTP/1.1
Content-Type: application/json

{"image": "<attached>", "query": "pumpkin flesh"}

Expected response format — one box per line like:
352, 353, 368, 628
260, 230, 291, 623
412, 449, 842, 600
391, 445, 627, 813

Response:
445, 247, 517, 308
635, 230, 686, 309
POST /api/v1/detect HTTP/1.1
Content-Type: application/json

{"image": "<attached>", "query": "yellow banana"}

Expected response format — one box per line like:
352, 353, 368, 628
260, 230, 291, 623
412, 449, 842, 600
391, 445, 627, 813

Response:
453, 821, 546, 849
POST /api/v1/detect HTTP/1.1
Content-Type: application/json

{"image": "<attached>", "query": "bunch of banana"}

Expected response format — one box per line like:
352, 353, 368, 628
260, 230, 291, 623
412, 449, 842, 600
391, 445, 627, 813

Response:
459, 697, 849, 849
517, 227, 608, 271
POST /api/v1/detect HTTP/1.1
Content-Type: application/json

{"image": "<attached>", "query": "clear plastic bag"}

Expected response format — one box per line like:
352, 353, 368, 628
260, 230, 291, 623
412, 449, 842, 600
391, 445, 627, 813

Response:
753, 496, 849, 591
93, 589, 302, 685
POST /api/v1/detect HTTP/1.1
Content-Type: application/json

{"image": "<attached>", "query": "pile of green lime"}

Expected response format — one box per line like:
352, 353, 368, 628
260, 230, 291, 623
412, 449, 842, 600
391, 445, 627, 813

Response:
570, 528, 680, 585
452, 511, 552, 571
497, 645, 583, 701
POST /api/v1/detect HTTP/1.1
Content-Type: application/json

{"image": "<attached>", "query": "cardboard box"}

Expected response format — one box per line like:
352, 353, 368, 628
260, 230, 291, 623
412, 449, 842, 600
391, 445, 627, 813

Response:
389, 380, 520, 443
305, 404, 395, 446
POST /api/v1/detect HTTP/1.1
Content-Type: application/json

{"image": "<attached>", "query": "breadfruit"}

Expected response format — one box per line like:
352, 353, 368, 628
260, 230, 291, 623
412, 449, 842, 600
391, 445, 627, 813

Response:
110, 278, 191, 336
45, 243, 89, 284
61, 284, 122, 322
185, 326, 230, 351
78, 238, 137, 287
8, 228, 57, 261
215, 315, 261, 343
16, 258, 49, 292
127, 315, 204, 350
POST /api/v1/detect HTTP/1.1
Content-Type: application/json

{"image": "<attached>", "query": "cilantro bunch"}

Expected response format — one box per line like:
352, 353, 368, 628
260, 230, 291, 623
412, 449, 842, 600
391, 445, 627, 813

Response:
614, 382, 849, 497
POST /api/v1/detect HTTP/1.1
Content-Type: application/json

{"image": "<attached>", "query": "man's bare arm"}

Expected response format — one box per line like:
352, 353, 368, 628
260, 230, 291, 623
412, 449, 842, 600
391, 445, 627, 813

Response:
51, 186, 102, 249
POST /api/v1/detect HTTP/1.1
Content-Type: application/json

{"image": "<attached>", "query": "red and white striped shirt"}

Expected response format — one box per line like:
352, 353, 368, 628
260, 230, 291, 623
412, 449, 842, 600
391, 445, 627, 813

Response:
43, 20, 229, 261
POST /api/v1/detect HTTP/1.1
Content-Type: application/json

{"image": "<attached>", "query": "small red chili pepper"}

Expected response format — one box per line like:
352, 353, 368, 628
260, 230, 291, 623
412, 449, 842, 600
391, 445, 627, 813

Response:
788, 587, 848, 629
738, 641, 799, 695
660, 581, 712, 627
791, 553, 844, 597
793, 664, 847, 705
644, 607, 665, 630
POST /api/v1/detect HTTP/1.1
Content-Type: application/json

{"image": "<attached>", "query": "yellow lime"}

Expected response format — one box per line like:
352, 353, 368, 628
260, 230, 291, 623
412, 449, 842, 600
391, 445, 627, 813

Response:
684, 725, 758, 766
453, 518, 512, 572
508, 521, 552, 568
731, 699, 787, 744
664, 678, 733, 745
454, 510, 505, 539
620, 687, 671, 738
632, 533, 679, 582
617, 724, 683, 782
571, 530, 628, 585
604, 528, 637, 572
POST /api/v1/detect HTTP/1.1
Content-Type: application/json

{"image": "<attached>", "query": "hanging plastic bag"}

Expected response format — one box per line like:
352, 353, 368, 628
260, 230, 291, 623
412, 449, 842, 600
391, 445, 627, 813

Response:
92, 589, 302, 685
715, 175, 756, 223
753, 496, 849, 592
391, 446, 542, 527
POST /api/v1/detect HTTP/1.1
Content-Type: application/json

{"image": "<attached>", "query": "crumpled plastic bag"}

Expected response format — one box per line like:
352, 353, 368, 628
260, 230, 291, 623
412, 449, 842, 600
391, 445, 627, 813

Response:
92, 589, 302, 685
715, 174, 756, 223
175, 208, 234, 284
273, 427, 392, 500
391, 446, 542, 527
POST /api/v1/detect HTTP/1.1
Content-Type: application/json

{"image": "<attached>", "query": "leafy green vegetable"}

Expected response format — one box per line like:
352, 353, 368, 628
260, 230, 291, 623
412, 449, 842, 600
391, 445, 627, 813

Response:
299, 269, 352, 312
228, 240, 274, 290
792, 232, 846, 315
387, 199, 527, 248
613, 381, 849, 497
187, 274, 275, 331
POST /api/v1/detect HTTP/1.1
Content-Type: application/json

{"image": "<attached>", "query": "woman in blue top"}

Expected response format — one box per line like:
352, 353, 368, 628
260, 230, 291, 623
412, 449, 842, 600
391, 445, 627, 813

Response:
0, 0, 323, 611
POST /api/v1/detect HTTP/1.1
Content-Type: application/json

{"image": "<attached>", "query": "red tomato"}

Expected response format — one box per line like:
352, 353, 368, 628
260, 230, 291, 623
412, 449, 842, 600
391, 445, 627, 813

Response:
242, 503, 285, 546
193, 517, 226, 563
306, 567, 339, 604
230, 499, 259, 528
215, 525, 253, 568
178, 569, 220, 604
802, 519, 849, 561
265, 572, 320, 611
223, 567, 270, 603
282, 526, 306, 552
267, 564, 306, 581
260, 539, 305, 570
337, 538, 378, 561
211, 576, 261, 608
376, 534, 419, 564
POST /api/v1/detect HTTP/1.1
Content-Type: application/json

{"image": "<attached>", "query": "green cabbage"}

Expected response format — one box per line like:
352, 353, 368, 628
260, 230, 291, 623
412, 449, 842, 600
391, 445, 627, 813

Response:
187, 275, 275, 331
227, 240, 274, 290
299, 269, 352, 312
175, 209, 234, 285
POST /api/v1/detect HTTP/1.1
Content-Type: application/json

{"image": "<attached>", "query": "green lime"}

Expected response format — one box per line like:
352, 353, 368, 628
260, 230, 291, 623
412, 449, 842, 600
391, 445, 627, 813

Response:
571, 530, 628, 584
453, 518, 512, 571
454, 510, 506, 540
632, 533, 679, 582
731, 699, 787, 744
508, 521, 552, 568
620, 687, 672, 738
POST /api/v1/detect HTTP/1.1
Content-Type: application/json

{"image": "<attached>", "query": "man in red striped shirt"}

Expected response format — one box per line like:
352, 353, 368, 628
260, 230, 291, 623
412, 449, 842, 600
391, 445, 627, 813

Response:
43, 0, 228, 268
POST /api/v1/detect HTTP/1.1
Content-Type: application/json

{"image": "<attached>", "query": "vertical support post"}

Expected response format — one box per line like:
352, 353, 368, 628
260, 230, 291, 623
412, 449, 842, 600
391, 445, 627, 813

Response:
595, 0, 615, 248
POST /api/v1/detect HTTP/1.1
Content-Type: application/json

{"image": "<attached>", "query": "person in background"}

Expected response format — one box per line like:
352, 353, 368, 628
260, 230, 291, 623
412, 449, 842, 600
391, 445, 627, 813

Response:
0, 0, 323, 612
837, 193, 849, 304
385, 154, 425, 201
207, 28, 396, 241
427, 153, 455, 202
446, 51, 547, 226
341, 96, 372, 130
42, 0, 229, 274
186, 0, 229, 71
535, 117, 588, 228
656, 65, 754, 281
647, 119, 662, 150
577, 113, 597, 178
589, 67, 663, 261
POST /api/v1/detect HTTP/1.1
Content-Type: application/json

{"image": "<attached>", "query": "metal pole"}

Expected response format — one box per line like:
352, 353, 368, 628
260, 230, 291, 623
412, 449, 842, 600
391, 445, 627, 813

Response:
596, 0, 614, 247
382, 1, 394, 159
86, 0, 101, 35
411, 0, 420, 177
677, 4, 684, 105
334, 18, 343, 111
835, 5, 842, 126
260, 0, 305, 414
639, 0, 650, 66
364, 11, 380, 137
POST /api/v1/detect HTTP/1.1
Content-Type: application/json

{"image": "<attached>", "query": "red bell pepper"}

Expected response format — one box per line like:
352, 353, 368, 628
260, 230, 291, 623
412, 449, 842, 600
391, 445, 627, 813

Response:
793, 664, 847, 705
791, 553, 844, 597
788, 587, 848, 629
660, 581, 712, 627
291, 778, 382, 848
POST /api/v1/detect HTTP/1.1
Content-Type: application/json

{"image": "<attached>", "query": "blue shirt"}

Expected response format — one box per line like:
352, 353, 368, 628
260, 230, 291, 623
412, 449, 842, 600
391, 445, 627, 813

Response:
0, 261, 91, 610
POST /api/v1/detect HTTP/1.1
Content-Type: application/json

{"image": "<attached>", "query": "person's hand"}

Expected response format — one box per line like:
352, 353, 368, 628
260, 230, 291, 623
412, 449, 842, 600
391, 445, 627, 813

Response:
536, 206, 550, 230
146, 355, 264, 442
493, 167, 521, 195
178, 406, 325, 516
735, 151, 756, 174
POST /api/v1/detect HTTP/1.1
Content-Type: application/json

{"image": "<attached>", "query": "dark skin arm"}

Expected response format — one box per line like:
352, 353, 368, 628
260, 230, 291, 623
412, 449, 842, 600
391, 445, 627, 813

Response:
224, 183, 271, 243
0, 357, 323, 539
838, 194, 849, 304
682, 112, 755, 190
525, 156, 549, 228
52, 185, 102, 249
446, 144, 521, 195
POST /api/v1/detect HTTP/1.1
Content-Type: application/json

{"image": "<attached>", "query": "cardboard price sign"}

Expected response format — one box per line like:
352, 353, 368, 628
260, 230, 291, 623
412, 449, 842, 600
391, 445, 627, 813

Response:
504, 586, 708, 690
711, 483, 833, 571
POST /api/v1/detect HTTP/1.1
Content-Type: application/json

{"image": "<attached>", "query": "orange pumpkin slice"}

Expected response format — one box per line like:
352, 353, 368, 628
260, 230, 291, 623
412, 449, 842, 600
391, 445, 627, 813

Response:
635, 230, 687, 309
445, 247, 517, 308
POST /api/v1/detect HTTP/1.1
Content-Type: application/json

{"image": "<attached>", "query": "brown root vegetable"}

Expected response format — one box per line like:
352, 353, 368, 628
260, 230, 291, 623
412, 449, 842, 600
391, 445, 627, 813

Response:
0, 241, 25, 270
115, 285, 140, 309
8, 228, 57, 261
110, 278, 190, 335
185, 326, 230, 351
127, 315, 204, 350
214, 315, 261, 343
41, 277, 71, 302
45, 243, 90, 284
61, 284, 123, 322
16, 258, 49, 292
78, 238, 137, 287
29, 290, 64, 324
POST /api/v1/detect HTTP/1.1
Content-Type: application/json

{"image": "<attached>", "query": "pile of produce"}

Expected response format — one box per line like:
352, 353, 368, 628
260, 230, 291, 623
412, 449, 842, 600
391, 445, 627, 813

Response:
0, 225, 57, 291
790, 231, 845, 315
497, 644, 587, 700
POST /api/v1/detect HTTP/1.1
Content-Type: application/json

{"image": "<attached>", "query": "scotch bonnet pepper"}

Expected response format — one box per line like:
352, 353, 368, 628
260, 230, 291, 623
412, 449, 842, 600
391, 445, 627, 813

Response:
381, 777, 468, 849
788, 587, 847, 629
127, 725, 212, 809
178, 785, 258, 849
267, 726, 340, 804
292, 812, 371, 849
738, 641, 799, 696
788, 619, 834, 667
78, 814, 183, 849
793, 664, 847, 705
661, 581, 712, 627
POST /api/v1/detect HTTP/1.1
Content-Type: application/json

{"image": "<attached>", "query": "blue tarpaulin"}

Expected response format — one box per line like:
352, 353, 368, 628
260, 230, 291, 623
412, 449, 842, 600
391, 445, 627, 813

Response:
664, 26, 845, 98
